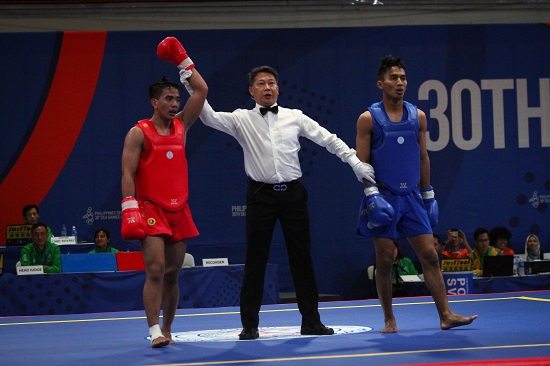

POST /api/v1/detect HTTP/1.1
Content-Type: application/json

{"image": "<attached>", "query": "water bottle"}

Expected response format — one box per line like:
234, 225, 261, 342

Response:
61, 224, 67, 237
518, 258, 525, 276
513, 255, 519, 276
71, 226, 78, 243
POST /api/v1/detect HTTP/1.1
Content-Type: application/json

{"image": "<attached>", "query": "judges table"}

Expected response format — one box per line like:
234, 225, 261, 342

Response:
0, 264, 279, 317
0, 243, 98, 274
402, 274, 550, 297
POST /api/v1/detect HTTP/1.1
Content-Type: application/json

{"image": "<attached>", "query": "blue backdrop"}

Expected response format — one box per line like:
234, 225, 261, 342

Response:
1, 24, 549, 300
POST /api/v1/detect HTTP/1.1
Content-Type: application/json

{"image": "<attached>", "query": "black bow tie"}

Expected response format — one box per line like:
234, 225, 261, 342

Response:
260, 105, 278, 115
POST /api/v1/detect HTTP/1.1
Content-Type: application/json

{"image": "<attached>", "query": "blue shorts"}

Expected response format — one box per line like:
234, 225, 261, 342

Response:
357, 186, 432, 239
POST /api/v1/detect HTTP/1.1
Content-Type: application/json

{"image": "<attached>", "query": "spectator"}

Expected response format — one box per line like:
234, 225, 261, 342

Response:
22, 203, 53, 241
433, 233, 448, 261
524, 234, 544, 261
490, 226, 515, 255
442, 228, 472, 259
19, 223, 61, 273
22, 204, 40, 224
470, 227, 500, 277
89, 228, 120, 253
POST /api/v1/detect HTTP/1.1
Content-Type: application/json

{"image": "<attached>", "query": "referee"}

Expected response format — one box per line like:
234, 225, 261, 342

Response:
182, 64, 375, 340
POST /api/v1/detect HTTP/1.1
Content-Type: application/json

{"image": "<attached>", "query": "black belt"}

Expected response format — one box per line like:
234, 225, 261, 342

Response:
248, 179, 299, 192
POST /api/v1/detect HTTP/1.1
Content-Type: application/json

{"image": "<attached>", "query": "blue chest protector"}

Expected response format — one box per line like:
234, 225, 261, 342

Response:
369, 101, 419, 195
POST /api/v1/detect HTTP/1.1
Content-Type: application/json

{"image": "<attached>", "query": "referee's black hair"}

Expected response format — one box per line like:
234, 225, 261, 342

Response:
247, 66, 278, 86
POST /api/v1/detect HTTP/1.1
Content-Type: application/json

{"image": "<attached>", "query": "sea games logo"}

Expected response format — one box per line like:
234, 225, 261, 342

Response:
529, 191, 550, 209
82, 207, 122, 225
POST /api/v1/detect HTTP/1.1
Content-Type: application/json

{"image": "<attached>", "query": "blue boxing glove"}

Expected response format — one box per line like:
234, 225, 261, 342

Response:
421, 186, 439, 227
364, 185, 394, 228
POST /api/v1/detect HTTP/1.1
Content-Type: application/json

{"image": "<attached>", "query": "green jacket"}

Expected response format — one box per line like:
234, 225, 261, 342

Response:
391, 257, 418, 280
89, 246, 120, 254
471, 246, 501, 276
20, 241, 61, 273
390, 257, 418, 296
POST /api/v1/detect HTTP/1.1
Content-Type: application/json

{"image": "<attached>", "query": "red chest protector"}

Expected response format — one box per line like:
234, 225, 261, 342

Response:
135, 119, 188, 211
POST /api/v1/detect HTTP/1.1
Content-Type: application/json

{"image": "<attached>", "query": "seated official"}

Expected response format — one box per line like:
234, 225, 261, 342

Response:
89, 228, 120, 253
525, 234, 544, 261
471, 227, 501, 277
390, 241, 418, 297
22, 203, 53, 241
20, 223, 61, 273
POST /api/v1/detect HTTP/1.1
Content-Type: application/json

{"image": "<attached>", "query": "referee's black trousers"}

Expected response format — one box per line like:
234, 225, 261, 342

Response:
240, 179, 322, 329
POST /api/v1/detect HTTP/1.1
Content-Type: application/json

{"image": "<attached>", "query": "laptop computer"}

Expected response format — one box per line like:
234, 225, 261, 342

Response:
482, 255, 514, 277
524, 260, 550, 275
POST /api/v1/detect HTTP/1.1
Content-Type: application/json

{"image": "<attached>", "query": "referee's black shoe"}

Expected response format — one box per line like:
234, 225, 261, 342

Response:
238, 327, 259, 340
300, 323, 334, 335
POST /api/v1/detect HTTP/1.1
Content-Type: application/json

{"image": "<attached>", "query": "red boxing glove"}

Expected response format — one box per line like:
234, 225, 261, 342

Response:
156, 36, 195, 70
121, 197, 146, 241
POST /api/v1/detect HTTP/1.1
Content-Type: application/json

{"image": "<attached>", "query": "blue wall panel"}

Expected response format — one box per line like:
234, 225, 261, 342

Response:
1, 24, 548, 300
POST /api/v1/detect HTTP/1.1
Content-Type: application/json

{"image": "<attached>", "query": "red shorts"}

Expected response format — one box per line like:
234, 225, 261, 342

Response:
139, 200, 199, 242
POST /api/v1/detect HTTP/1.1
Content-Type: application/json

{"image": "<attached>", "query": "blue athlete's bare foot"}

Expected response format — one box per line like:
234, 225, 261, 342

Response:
441, 313, 478, 330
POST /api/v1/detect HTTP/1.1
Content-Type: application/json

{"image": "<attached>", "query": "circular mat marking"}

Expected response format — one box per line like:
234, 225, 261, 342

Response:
157, 325, 373, 343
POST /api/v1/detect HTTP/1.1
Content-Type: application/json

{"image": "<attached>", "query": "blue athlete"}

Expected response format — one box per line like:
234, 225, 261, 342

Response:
355, 55, 477, 333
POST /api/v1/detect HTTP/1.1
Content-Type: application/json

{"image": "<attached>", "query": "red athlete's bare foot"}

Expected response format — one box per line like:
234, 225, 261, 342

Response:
163, 332, 176, 345
380, 318, 397, 333
151, 335, 171, 348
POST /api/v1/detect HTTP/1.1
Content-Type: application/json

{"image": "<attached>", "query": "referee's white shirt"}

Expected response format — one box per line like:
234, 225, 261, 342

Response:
199, 100, 356, 184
